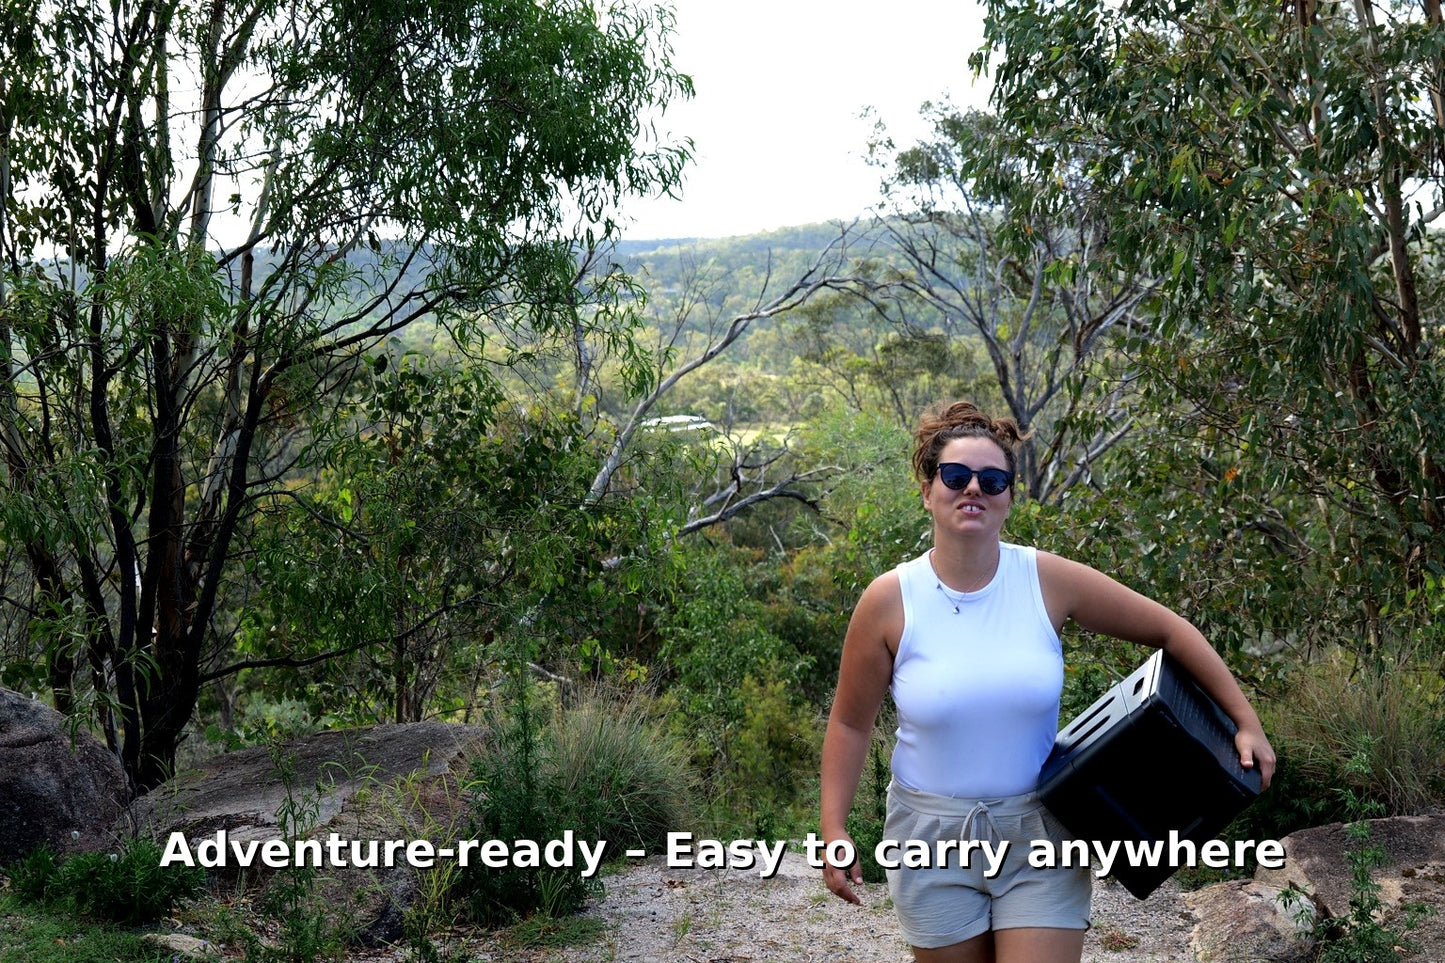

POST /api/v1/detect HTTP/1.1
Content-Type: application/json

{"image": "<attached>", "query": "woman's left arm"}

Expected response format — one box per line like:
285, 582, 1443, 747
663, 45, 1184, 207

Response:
1037, 551, 1276, 790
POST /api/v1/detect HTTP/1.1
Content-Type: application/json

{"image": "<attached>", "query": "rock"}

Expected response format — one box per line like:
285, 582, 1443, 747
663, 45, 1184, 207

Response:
1255, 814, 1445, 919
122, 721, 486, 946
0, 687, 129, 865
1184, 879, 1317, 963
141, 933, 221, 960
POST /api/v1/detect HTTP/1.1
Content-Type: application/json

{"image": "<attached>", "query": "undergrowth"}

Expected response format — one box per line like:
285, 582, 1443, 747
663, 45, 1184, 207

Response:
451, 668, 694, 927
4, 836, 205, 925
1285, 745, 1428, 963
0, 893, 175, 963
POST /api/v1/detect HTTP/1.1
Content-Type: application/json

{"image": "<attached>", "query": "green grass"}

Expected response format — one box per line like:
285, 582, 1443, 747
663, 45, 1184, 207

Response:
1269, 653, 1445, 817
501, 912, 607, 949
0, 895, 173, 963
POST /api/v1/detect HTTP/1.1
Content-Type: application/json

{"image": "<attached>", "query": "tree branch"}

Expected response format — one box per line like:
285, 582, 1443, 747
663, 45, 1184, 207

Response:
586, 227, 860, 503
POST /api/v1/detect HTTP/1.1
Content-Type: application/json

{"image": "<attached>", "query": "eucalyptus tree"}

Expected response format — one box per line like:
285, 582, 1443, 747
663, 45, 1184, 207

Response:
0, 0, 691, 790
232, 360, 663, 730
977, 0, 1445, 647
872, 108, 1157, 504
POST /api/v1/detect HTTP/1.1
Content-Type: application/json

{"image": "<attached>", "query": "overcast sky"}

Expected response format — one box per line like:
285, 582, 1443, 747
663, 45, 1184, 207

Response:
619, 1, 993, 241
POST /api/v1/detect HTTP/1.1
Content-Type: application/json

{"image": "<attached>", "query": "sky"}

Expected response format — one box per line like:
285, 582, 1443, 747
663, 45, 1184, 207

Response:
619, 1, 993, 242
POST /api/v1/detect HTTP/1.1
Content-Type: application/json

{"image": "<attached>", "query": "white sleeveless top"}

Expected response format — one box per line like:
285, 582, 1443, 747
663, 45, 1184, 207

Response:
889, 543, 1064, 798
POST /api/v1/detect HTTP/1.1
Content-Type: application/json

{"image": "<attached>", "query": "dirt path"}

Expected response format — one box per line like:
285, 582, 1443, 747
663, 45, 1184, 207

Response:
371, 853, 1199, 962
565, 853, 1197, 962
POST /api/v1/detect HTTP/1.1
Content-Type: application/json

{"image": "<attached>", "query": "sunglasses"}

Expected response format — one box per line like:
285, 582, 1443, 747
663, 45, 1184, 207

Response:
936, 462, 1014, 495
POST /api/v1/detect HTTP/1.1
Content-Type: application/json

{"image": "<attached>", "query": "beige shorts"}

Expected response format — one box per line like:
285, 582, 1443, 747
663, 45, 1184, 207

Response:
884, 781, 1092, 949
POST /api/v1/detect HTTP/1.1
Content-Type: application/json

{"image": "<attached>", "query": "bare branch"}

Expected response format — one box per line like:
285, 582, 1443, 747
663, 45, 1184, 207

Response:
677, 467, 840, 537
586, 227, 862, 503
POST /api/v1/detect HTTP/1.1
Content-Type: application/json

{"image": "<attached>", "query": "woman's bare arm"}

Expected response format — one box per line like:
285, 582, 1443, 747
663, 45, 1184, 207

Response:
820, 571, 901, 903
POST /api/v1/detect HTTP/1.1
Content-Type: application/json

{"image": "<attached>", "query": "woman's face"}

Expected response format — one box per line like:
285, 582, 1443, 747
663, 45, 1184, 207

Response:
922, 436, 1013, 541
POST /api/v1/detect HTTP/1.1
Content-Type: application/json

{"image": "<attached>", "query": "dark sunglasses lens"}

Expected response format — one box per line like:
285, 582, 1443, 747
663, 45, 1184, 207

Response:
938, 464, 968, 489
979, 469, 1011, 495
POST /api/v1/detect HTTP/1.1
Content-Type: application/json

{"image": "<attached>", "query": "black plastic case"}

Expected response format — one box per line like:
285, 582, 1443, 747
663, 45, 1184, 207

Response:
1037, 649, 1262, 898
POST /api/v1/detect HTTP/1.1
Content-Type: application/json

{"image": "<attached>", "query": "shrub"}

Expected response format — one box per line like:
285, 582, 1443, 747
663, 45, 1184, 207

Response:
5, 837, 206, 925
653, 542, 820, 835
248, 743, 354, 963
549, 683, 696, 860
1282, 750, 1427, 963
729, 671, 822, 839
453, 671, 696, 925
454, 675, 595, 925
6, 845, 60, 904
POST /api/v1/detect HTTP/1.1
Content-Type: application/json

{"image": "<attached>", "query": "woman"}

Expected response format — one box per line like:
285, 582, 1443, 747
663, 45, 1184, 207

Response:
819, 402, 1275, 963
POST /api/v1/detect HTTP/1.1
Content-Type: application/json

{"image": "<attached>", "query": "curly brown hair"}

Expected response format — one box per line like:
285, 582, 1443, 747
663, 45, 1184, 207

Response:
911, 402, 1030, 490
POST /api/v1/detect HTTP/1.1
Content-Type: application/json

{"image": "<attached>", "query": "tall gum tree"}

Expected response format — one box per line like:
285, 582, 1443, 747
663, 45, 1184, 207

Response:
0, 0, 691, 791
977, 0, 1445, 644
872, 107, 1156, 503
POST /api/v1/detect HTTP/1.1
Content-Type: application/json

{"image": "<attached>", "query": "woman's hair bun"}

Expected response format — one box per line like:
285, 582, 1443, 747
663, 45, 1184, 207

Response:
912, 401, 1030, 486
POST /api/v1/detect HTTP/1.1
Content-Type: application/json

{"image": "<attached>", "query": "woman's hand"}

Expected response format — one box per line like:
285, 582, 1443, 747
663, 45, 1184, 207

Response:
822, 833, 864, 904
1235, 724, 1277, 791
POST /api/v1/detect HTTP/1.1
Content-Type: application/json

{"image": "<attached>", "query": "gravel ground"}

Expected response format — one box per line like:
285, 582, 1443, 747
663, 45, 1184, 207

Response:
565, 853, 1196, 963
362, 853, 1199, 962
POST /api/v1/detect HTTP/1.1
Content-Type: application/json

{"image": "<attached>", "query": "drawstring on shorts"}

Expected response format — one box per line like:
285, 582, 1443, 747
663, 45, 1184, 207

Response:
959, 800, 1003, 846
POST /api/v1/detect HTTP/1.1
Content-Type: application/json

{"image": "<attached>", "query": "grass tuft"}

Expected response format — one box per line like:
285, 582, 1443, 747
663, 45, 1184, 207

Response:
1269, 653, 1445, 816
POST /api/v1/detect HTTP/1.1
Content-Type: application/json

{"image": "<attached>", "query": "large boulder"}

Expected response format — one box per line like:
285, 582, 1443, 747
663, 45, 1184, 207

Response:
1254, 814, 1445, 918
1184, 879, 1317, 962
0, 687, 129, 865
1253, 814, 1445, 961
123, 721, 487, 946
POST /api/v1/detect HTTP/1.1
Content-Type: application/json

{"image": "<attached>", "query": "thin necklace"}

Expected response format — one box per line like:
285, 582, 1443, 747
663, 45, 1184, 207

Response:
930, 548, 1000, 614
